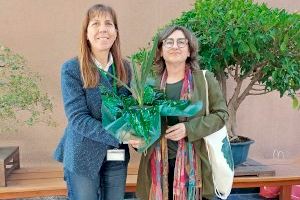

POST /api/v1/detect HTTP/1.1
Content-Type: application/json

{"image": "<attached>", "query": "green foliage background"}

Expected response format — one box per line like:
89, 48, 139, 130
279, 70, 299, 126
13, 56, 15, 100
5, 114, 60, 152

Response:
172, 0, 300, 106
0, 45, 54, 132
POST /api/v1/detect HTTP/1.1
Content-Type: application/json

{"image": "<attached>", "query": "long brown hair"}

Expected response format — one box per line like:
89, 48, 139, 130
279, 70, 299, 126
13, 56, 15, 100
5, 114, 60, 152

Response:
155, 25, 199, 76
79, 4, 127, 88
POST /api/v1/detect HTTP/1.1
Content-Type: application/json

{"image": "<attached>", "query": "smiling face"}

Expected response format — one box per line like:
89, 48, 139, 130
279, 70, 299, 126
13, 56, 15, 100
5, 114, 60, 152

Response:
161, 30, 190, 66
87, 13, 117, 54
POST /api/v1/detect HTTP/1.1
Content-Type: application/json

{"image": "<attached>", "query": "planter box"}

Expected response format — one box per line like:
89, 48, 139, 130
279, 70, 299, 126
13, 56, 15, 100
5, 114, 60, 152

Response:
231, 138, 254, 167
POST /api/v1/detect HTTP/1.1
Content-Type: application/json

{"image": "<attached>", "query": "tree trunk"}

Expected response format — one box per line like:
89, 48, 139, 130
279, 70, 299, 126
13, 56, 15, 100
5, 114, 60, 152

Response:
216, 71, 227, 99
223, 62, 267, 136
227, 99, 237, 136
215, 70, 237, 136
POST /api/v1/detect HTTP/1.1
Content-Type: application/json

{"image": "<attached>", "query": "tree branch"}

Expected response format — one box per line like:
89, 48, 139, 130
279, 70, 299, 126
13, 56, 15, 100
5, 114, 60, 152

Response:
237, 71, 264, 108
241, 61, 268, 80
251, 87, 265, 91
227, 67, 235, 78
235, 63, 240, 81
228, 76, 243, 110
248, 90, 272, 95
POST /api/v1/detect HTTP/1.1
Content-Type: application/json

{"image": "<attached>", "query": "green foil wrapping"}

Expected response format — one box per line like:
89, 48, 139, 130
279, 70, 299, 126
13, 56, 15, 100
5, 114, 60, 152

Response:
101, 85, 202, 153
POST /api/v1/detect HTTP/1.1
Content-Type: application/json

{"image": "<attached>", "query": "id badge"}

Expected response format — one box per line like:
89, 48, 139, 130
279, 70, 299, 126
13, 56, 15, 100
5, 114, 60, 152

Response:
107, 149, 125, 161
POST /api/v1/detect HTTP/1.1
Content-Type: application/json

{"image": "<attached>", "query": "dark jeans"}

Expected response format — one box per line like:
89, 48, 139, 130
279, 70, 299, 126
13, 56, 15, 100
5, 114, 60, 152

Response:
65, 160, 128, 200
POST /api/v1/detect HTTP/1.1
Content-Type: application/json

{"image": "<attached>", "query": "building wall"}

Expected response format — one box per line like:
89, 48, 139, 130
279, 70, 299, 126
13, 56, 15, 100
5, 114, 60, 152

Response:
0, 0, 299, 167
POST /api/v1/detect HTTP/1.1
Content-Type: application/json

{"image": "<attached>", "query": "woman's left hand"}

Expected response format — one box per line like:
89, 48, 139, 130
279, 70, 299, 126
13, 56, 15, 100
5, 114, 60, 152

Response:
165, 123, 187, 141
128, 138, 144, 149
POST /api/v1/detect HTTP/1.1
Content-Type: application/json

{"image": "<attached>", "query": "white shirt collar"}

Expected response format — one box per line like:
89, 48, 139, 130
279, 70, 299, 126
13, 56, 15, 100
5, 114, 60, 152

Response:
92, 53, 114, 71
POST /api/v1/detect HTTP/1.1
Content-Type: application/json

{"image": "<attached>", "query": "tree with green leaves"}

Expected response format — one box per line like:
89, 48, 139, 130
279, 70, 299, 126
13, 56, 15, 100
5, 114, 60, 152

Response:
168, 0, 300, 136
0, 45, 54, 132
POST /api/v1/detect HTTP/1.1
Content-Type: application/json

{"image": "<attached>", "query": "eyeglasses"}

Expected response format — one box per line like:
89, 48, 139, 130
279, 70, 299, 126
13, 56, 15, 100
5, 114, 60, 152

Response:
162, 38, 188, 49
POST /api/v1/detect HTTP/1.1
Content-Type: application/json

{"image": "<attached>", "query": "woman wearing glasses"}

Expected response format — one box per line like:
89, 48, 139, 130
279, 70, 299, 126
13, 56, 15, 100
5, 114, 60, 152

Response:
131, 26, 228, 200
54, 4, 131, 200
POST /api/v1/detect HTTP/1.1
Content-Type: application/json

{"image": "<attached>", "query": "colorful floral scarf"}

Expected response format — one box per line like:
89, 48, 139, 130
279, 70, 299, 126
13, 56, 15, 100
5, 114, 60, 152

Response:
149, 67, 201, 200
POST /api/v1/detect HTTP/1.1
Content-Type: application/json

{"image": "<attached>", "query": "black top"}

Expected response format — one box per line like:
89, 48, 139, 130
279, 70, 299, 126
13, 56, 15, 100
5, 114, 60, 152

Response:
165, 80, 183, 159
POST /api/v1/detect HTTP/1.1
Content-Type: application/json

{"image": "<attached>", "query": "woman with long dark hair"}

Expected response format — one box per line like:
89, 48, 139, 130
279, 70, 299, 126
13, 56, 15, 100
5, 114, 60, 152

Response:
54, 4, 131, 200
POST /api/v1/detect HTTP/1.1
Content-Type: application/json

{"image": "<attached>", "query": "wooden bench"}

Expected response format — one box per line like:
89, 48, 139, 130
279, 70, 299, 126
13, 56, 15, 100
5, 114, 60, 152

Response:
0, 165, 138, 199
0, 160, 300, 199
232, 158, 300, 200
0, 146, 20, 187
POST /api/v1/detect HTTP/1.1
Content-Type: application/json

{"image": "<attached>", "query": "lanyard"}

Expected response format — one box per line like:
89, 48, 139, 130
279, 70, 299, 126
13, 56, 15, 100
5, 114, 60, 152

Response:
98, 63, 117, 94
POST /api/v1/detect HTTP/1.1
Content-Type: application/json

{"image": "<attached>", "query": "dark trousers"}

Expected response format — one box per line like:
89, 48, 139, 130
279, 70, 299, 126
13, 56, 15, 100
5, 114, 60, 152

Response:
168, 158, 176, 200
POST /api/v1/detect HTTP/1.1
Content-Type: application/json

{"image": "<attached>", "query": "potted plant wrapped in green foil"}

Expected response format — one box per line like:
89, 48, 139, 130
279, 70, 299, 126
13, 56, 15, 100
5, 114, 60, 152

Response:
100, 35, 202, 153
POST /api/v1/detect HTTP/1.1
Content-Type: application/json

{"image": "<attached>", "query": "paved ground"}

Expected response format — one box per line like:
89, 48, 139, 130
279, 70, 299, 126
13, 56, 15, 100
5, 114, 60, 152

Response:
15, 198, 137, 200
14, 190, 277, 200
14, 194, 275, 200
15, 198, 138, 200
15, 197, 66, 200
14, 193, 137, 200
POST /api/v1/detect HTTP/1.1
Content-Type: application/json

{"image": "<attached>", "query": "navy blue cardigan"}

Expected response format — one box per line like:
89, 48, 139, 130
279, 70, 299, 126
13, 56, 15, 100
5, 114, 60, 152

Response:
54, 57, 131, 178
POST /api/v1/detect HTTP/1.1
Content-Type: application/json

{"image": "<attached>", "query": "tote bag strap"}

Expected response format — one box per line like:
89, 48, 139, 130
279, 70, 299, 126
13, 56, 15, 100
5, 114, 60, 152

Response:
202, 70, 209, 115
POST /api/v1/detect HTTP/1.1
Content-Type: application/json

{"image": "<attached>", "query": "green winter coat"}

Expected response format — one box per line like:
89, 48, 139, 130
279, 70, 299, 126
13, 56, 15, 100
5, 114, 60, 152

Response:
136, 70, 229, 200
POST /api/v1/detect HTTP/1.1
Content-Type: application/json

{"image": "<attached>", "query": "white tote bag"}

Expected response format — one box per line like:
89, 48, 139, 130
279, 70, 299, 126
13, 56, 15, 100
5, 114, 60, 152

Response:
202, 70, 234, 199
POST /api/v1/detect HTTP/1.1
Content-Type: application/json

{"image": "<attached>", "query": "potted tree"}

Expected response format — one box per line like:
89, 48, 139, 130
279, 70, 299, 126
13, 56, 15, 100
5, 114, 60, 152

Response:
173, 0, 300, 165
135, 0, 300, 165
0, 44, 54, 181
0, 45, 54, 132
